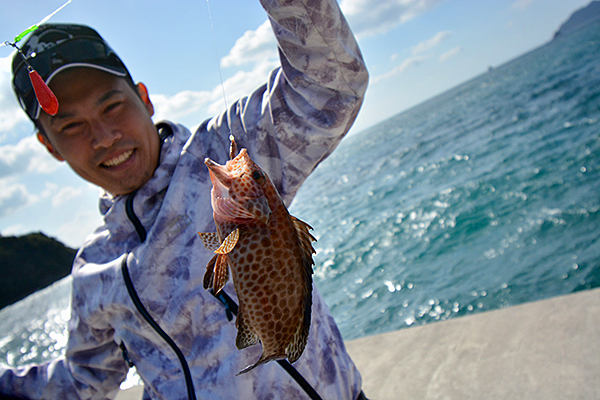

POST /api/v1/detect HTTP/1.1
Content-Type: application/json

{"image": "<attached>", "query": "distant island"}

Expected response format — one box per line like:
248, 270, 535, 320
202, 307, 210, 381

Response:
0, 232, 76, 309
554, 1, 600, 39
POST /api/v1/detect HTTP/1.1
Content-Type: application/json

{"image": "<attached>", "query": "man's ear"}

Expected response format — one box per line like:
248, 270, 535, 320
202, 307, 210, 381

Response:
37, 132, 65, 162
137, 82, 155, 117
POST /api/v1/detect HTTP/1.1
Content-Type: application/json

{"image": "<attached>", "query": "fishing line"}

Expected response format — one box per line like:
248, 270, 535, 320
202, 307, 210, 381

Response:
204, 0, 237, 152
1, 0, 72, 48
205, 0, 229, 113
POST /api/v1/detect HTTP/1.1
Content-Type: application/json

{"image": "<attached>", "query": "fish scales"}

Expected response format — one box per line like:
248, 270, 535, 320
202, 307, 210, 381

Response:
198, 138, 316, 375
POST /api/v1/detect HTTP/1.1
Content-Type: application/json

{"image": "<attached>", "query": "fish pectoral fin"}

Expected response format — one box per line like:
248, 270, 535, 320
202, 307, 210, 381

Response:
198, 232, 221, 251
215, 228, 239, 254
213, 254, 230, 294
203, 254, 218, 290
215, 198, 257, 221
235, 310, 259, 350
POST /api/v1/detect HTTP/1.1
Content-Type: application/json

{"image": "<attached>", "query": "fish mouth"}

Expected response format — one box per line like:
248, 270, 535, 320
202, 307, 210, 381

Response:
205, 157, 269, 223
205, 158, 232, 189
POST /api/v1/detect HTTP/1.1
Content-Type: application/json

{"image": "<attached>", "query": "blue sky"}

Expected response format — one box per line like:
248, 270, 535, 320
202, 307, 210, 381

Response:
0, 0, 590, 247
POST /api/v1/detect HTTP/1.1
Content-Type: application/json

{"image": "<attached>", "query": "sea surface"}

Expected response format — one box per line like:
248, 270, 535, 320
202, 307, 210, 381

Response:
1, 19, 599, 381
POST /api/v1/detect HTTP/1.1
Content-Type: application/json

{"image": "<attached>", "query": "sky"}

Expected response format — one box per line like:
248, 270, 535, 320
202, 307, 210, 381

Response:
0, 0, 591, 248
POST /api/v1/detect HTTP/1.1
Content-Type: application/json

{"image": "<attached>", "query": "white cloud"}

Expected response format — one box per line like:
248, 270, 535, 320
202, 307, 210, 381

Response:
0, 182, 33, 217
439, 45, 463, 62
55, 208, 103, 248
340, 0, 446, 37
208, 58, 278, 116
53, 183, 104, 247
220, 20, 277, 68
511, 0, 534, 11
412, 31, 452, 55
51, 185, 84, 207
151, 58, 277, 124
372, 55, 430, 84
151, 90, 213, 122
152, 19, 279, 124
1, 223, 26, 237
0, 135, 60, 178
0, 55, 29, 135
0, 179, 73, 218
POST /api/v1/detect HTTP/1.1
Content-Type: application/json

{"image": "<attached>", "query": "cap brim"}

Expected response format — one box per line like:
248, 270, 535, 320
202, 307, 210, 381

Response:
33, 63, 128, 119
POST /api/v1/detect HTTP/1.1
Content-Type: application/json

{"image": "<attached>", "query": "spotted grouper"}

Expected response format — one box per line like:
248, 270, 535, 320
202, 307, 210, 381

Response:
198, 138, 316, 375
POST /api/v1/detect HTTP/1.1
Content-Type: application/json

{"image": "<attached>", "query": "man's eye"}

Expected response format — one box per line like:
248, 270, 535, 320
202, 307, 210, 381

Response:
61, 122, 82, 134
104, 101, 123, 114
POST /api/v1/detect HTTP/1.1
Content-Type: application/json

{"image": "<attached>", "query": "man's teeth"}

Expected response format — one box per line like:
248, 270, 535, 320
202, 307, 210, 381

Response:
103, 150, 133, 167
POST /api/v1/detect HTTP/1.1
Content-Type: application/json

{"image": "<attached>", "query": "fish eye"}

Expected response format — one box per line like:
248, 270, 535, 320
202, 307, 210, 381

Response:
252, 170, 264, 181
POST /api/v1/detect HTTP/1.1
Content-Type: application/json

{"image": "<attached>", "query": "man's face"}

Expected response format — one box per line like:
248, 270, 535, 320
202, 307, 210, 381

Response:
37, 68, 161, 196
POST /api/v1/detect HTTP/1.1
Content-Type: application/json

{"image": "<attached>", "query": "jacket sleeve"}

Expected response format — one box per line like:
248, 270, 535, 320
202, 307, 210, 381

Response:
200, 0, 368, 205
0, 280, 129, 400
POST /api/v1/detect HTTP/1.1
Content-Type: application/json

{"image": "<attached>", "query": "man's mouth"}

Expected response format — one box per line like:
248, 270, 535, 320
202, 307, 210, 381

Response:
102, 149, 134, 167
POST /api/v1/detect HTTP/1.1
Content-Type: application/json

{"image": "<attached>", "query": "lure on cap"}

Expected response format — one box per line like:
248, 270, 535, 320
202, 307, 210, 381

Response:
1, 0, 72, 117
6, 46, 60, 117
29, 67, 59, 116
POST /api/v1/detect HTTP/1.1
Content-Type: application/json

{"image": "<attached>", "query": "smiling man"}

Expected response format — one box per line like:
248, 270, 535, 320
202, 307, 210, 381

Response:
1, 0, 368, 399
37, 68, 160, 195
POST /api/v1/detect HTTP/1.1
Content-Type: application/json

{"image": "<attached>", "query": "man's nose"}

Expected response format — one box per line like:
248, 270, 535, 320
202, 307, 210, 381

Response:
91, 123, 122, 149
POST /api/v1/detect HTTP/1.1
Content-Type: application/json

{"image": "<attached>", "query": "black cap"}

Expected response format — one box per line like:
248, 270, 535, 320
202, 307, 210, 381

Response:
12, 23, 132, 120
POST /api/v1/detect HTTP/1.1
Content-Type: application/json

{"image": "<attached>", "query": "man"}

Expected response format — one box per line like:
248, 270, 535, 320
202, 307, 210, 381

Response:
1, 0, 368, 398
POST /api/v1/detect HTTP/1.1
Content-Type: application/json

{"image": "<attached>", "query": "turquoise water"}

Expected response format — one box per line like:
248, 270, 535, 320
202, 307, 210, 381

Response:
1, 20, 599, 369
290, 20, 600, 340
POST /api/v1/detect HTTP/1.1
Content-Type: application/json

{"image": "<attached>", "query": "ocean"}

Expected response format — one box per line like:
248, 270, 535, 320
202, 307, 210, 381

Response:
1, 18, 599, 380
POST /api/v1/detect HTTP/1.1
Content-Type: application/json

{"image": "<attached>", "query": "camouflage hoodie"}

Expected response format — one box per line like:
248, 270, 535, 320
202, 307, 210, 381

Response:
0, 0, 368, 398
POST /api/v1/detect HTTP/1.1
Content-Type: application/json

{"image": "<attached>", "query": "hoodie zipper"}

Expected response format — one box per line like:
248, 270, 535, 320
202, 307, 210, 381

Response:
120, 124, 197, 400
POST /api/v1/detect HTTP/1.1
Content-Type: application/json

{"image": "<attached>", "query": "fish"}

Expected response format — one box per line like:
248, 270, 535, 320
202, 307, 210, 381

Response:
198, 137, 316, 375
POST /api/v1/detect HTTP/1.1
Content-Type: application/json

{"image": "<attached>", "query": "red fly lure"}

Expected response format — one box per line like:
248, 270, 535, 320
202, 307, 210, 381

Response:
2, 0, 73, 116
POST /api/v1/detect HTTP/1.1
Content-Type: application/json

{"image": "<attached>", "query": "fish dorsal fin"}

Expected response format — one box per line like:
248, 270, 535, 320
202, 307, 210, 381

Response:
288, 215, 315, 364
198, 232, 221, 251
215, 228, 239, 254
290, 216, 316, 268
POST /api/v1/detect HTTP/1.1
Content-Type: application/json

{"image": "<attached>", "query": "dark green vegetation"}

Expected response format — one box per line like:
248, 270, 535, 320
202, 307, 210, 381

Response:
0, 232, 76, 309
